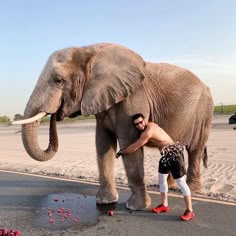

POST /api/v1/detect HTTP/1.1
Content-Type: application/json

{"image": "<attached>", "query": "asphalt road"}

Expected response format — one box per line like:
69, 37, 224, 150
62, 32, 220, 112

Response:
0, 171, 235, 236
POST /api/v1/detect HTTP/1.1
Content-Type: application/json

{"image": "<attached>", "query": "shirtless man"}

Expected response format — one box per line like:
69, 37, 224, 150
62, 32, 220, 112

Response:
116, 113, 195, 221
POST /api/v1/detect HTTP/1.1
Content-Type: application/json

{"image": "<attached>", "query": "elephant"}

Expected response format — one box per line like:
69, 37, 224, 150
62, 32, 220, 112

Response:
14, 43, 214, 210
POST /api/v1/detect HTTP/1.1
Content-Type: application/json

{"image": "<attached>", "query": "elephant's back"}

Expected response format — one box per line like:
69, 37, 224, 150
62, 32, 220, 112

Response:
144, 62, 212, 103
145, 62, 202, 85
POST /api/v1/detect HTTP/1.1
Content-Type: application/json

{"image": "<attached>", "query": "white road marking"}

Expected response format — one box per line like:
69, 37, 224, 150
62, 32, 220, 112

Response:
0, 169, 235, 206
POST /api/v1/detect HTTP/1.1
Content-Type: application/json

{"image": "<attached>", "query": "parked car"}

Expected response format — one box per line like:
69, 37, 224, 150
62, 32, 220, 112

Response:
229, 113, 236, 124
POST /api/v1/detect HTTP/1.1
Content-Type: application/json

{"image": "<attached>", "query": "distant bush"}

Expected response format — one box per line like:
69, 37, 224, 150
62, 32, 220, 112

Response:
42, 116, 50, 122
41, 115, 95, 122
0, 116, 10, 123
66, 115, 95, 121
214, 104, 236, 114
14, 114, 24, 121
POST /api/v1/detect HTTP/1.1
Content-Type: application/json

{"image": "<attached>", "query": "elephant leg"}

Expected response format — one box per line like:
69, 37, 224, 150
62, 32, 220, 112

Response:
96, 126, 118, 204
122, 149, 151, 210
167, 174, 176, 188
186, 148, 204, 192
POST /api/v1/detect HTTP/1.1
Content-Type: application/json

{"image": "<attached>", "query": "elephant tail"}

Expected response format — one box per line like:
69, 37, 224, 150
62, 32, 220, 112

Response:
203, 147, 208, 168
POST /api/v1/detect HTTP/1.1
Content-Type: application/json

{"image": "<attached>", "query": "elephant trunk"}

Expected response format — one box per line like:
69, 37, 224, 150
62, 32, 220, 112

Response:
22, 113, 58, 162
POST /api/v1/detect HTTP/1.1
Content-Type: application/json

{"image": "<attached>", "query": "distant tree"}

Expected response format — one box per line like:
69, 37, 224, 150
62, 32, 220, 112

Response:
42, 116, 50, 122
14, 114, 24, 121
0, 116, 10, 123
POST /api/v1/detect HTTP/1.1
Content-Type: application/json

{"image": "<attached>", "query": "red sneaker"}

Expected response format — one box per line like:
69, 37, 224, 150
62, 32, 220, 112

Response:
152, 204, 169, 213
180, 209, 195, 221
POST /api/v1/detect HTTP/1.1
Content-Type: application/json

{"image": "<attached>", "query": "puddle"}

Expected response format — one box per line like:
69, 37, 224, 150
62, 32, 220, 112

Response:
32, 192, 127, 230
33, 193, 99, 230
32, 191, 130, 230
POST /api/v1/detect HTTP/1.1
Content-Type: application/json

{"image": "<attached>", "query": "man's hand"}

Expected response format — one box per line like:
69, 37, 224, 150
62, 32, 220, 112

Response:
115, 151, 123, 158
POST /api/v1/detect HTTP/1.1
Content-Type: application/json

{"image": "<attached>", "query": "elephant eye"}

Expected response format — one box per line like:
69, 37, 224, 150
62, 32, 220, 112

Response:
54, 77, 63, 85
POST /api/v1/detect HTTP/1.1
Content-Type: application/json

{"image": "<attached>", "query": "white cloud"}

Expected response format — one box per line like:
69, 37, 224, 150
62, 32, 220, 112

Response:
152, 55, 236, 75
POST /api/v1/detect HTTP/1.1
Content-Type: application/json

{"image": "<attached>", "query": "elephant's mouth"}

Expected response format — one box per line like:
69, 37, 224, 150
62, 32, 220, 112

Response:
56, 99, 82, 120
56, 99, 82, 121
56, 99, 65, 121
68, 110, 82, 118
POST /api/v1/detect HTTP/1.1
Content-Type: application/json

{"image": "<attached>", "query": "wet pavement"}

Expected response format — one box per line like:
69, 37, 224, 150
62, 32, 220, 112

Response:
0, 171, 131, 235
0, 171, 236, 236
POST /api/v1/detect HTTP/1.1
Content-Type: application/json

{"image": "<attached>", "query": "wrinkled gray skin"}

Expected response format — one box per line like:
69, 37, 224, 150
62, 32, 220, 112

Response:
21, 43, 213, 210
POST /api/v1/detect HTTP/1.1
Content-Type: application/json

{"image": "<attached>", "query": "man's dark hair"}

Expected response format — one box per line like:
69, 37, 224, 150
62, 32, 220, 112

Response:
132, 113, 145, 122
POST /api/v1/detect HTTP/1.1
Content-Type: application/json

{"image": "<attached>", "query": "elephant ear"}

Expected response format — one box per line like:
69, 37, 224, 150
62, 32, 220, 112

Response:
81, 45, 146, 115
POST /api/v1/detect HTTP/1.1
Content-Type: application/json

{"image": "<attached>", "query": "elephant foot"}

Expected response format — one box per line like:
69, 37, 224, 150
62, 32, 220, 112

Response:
187, 178, 201, 192
126, 193, 151, 210
96, 188, 119, 204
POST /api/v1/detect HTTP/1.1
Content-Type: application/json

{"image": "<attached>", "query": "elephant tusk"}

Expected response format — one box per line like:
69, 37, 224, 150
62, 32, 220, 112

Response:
11, 112, 47, 125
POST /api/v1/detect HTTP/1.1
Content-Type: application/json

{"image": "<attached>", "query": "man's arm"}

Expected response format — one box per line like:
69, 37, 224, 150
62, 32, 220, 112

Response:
116, 129, 152, 157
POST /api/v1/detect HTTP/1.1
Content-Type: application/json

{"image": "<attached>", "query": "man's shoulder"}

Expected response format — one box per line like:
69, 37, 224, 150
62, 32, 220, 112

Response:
148, 122, 159, 128
144, 123, 156, 134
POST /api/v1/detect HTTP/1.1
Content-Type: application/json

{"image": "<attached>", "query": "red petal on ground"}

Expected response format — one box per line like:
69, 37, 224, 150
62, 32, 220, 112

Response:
3, 229, 8, 235
49, 219, 54, 224
15, 231, 21, 236
9, 230, 16, 236
108, 210, 114, 216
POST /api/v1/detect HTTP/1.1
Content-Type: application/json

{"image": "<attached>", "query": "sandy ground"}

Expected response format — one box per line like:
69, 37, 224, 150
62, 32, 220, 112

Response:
0, 115, 235, 202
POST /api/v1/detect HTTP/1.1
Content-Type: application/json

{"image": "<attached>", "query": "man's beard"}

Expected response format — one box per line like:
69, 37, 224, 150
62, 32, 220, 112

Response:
140, 125, 147, 133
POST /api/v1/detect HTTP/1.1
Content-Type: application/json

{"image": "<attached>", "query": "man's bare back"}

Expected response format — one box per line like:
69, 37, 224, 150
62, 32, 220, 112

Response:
143, 122, 174, 150
119, 118, 174, 155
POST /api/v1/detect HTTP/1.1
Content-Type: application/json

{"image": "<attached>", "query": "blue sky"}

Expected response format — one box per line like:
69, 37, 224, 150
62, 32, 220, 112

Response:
0, 0, 236, 117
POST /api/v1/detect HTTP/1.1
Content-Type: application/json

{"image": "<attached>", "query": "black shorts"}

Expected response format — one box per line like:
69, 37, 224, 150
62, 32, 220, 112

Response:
158, 144, 186, 179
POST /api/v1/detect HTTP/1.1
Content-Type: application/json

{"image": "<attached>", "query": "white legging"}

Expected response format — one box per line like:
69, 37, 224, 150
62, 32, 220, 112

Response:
158, 173, 191, 196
